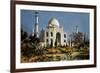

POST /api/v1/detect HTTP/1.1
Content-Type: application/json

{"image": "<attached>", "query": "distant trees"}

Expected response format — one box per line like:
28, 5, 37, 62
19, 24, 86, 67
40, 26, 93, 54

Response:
21, 29, 28, 41
72, 32, 83, 47
21, 29, 33, 57
21, 28, 44, 57
29, 34, 44, 55
29, 34, 40, 44
71, 32, 89, 49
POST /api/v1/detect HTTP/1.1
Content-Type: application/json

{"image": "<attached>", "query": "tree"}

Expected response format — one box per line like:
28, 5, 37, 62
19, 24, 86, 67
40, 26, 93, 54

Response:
29, 34, 45, 55
21, 29, 28, 41
71, 32, 84, 48
21, 29, 45, 57
21, 29, 33, 57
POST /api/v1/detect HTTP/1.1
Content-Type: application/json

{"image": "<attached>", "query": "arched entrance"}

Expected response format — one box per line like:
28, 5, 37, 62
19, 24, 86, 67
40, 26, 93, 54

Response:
56, 32, 61, 46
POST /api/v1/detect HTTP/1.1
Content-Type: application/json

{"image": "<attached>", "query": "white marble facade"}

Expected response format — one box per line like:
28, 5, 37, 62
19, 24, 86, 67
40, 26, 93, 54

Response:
39, 18, 67, 47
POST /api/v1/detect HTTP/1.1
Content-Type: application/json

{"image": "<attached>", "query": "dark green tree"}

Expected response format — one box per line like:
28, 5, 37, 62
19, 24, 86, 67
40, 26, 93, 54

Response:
71, 32, 83, 48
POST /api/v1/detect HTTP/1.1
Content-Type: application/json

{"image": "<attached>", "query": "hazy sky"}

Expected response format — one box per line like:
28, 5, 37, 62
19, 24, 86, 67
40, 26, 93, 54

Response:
21, 10, 89, 37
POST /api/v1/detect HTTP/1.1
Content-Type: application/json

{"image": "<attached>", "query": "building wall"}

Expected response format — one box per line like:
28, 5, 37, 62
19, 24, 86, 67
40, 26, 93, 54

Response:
41, 26, 67, 47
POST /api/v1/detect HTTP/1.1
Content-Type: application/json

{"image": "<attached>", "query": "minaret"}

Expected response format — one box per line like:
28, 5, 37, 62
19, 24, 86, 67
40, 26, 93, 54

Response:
34, 11, 39, 37
75, 25, 79, 33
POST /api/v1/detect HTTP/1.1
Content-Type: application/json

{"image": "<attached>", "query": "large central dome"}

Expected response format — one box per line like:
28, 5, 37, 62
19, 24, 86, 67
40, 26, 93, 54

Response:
48, 18, 60, 27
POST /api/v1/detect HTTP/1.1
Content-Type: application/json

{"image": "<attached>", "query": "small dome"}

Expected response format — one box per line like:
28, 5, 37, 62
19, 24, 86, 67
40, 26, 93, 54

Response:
48, 18, 60, 27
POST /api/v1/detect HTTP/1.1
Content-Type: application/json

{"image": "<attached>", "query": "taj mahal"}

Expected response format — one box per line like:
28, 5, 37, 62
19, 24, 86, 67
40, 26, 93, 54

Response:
33, 12, 68, 47
39, 18, 67, 47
